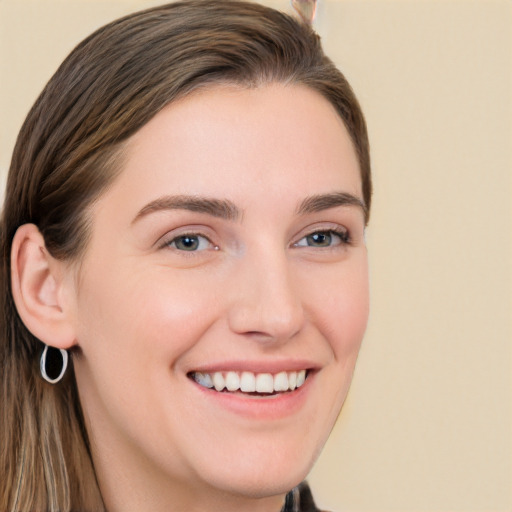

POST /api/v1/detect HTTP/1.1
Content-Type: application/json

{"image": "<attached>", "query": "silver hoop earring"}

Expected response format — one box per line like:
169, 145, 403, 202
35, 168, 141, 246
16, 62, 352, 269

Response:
40, 344, 68, 384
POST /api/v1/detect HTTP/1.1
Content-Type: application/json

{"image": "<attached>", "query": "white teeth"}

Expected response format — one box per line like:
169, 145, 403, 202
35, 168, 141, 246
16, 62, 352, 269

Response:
288, 371, 297, 390
273, 371, 289, 392
225, 371, 240, 391
212, 372, 226, 391
255, 373, 274, 393
194, 372, 214, 388
240, 371, 256, 392
192, 369, 309, 394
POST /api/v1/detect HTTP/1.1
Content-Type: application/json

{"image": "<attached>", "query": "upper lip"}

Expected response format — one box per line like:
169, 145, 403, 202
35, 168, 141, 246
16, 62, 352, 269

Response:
187, 359, 320, 375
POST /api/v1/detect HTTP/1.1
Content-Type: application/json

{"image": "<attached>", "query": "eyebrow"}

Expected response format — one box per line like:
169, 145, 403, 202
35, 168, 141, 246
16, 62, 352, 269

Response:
132, 195, 242, 224
296, 192, 367, 218
132, 191, 366, 225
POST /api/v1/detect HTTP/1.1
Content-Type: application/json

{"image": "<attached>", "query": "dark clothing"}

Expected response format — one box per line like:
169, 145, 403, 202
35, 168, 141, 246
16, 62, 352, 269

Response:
282, 482, 322, 512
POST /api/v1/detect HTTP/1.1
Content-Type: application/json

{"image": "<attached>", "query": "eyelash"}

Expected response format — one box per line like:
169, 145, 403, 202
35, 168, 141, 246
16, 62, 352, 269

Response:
293, 228, 351, 249
160, 232, 217, 252
160, 227, 351, 253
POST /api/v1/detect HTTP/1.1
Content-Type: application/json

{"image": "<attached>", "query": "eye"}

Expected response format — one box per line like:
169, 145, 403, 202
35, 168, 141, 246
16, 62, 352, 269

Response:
294, 229, 350, 248
165, 234, 214, 252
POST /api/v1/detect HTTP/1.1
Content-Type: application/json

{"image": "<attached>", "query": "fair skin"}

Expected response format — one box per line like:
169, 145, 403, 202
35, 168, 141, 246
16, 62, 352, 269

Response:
12, 83, 368, 512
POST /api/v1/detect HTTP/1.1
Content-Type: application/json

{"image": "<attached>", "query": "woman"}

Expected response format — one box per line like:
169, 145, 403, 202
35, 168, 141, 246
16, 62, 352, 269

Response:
0, 1, 371, 511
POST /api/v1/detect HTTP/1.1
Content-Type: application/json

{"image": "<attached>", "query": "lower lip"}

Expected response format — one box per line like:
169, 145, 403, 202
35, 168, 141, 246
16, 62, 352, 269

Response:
190, 373, 314, 421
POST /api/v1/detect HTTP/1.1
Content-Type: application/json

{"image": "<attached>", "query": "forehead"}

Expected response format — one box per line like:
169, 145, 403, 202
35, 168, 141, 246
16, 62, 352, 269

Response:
98, 83, 362, 215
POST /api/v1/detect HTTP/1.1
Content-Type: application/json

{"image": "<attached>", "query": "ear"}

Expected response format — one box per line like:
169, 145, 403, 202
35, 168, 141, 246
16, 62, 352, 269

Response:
11, 224, 77, 349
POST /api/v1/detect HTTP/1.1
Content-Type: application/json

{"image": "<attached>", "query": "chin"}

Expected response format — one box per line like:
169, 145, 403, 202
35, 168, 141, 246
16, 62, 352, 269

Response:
192, 436, 318, 499
205, 468, 308, 500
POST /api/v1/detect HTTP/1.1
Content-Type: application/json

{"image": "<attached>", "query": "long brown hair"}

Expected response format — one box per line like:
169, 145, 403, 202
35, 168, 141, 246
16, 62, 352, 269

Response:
0, 1, 371, 510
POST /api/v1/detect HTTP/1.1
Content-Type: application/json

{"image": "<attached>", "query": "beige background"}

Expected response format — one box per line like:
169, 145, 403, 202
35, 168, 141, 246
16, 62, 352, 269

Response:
1, 0, 510, 510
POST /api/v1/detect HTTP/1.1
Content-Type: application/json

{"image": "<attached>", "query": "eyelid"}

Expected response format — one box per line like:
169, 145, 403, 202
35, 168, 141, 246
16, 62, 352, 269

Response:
157, 228, 218, 252
292, 223, 351, 248
294, 230, 349, 248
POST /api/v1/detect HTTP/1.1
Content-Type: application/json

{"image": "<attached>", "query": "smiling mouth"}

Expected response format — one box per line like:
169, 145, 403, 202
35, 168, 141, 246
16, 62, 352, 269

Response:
188, 370, 309, 395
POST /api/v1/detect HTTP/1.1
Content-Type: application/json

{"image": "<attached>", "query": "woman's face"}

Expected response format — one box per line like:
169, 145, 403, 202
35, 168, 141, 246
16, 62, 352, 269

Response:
70, 83, 369, 509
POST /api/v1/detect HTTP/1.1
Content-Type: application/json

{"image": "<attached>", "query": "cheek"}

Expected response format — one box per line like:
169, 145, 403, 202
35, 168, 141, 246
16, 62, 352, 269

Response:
74, 264, 221, 379
289, 257, 369, 461
308, 256, 369, 357
72, 266, 223, 450
306, 256, 369, 414
336, 275, 369, 356
101, 267, 209, 321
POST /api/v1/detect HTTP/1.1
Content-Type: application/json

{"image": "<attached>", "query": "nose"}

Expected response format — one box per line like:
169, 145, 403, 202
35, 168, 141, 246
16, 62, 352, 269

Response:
226, 249, 305, 344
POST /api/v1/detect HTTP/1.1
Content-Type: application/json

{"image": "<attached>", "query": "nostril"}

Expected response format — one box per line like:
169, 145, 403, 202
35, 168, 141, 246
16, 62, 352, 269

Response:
239, 324, 302, 344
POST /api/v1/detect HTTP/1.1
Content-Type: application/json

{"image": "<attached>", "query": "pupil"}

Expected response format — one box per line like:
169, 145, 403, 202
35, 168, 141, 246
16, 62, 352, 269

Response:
308, 232, 331, 247
177, 236, 199, 250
